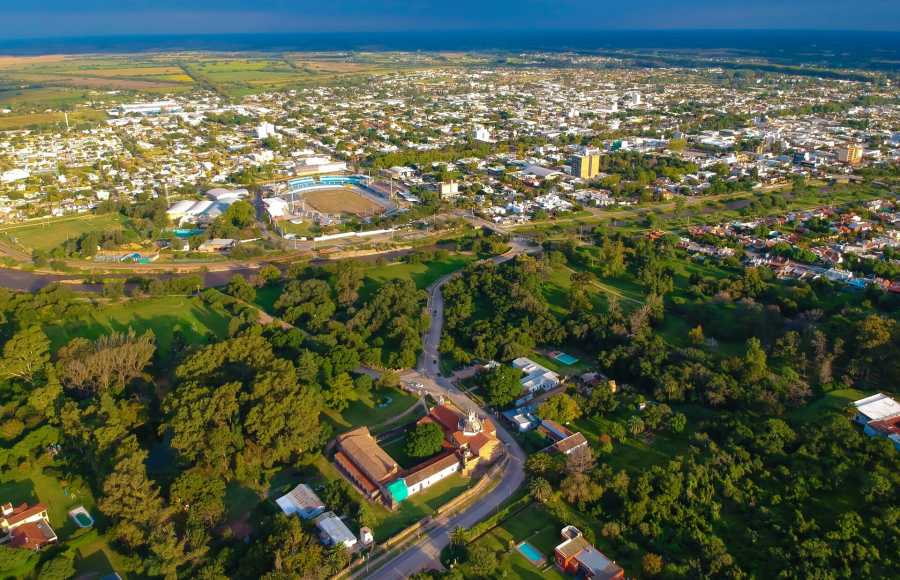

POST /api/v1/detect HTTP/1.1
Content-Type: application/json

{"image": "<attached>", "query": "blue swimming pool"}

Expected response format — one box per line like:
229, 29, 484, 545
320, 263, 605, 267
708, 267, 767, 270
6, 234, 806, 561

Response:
517, 541, 545, 565
555, 353, 579, 365
173, 229, 205, 238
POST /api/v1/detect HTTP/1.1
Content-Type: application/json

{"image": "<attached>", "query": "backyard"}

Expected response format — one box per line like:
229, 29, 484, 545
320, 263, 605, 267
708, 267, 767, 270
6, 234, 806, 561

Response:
449, 502, 569, 580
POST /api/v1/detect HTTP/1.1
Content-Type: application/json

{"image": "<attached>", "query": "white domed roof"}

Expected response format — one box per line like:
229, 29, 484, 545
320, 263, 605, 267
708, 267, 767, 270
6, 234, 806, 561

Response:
458, 408, 483, 435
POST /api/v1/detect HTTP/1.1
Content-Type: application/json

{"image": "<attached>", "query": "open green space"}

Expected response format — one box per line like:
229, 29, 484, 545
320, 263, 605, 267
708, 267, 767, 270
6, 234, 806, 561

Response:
43, 297, 232, 355
69, 532, 144, 580
251, 283, 284, 315
320, 386, 421, 436
359, 254, 479, 301
278, 220, 321, 239
571, 405, 705, 476
785, 388, 870, 424
0, 109, 109, 131
373, 473, 474, 541
541, 264, 609, 321
0, 88, 88, 106
1, 213, 133, 254
379, 437, 430, 470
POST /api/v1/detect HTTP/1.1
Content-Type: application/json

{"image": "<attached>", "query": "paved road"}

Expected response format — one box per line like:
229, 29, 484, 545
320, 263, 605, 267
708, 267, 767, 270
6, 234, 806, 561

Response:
361, 242, 534, 580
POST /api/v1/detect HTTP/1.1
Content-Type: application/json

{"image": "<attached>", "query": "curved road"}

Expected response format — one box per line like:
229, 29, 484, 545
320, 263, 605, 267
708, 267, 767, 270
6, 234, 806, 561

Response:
362, 242, 534, 580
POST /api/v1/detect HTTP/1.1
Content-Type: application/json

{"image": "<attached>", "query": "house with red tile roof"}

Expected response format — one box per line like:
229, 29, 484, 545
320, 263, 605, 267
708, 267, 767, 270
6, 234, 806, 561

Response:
0, 502, 57, 551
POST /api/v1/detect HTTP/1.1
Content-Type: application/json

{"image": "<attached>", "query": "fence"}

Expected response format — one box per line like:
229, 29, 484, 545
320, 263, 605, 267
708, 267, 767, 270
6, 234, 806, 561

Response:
435, 454, 509, 516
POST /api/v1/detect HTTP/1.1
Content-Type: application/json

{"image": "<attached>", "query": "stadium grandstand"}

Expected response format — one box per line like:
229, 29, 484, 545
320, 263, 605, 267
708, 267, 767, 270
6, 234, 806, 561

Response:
281, 174, 398, 219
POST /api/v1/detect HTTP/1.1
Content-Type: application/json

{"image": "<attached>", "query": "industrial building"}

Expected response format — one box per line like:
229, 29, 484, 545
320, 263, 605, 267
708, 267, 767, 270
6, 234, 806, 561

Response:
315, 512, 357, 550
116, 101, 182, 116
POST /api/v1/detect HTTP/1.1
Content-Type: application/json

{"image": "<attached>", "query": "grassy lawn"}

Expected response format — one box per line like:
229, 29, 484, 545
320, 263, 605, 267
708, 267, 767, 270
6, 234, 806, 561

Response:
1, 213, 133, 254
375, 473, 474, 541
379, 438, 433, 470
278, 220, 321, 239
528, 351, 591, 378
43, 297, 232, 355
571, 407, 701, 476
0, 467, 96, 542
321, 387, 421, 436
541, 264, 609, 320
72, 535, 144, 580
252, 282, 284, 315
299, 456, 474, 542
359, 254, 478, 301
786, 388, 870, 424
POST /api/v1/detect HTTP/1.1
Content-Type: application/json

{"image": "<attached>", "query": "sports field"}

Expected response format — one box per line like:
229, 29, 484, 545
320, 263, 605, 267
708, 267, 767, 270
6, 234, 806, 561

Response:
302, 188, 382, 216
0, 213, 132, 253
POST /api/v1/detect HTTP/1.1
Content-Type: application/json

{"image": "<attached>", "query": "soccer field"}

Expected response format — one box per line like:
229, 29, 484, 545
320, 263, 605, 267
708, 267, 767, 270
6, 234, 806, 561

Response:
0, 213, 132, 253
301, 188, 382, 216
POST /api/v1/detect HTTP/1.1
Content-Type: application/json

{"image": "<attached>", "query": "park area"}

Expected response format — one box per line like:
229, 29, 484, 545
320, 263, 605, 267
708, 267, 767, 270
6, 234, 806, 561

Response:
43, 296, 232, 355
359, 253, 479, 300
1, 213, 133, 254
301, 188, 383, 216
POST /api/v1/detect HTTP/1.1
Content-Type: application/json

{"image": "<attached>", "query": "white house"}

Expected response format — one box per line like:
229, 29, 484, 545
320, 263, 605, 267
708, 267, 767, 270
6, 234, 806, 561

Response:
402, 453, 461, 496
275, 484, 325, 519
853, 394, 900, 451
512, 358, 560, 393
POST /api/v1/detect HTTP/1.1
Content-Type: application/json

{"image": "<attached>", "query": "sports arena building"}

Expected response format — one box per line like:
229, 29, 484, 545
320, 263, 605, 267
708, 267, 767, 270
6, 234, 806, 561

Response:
279, 174, 398, 220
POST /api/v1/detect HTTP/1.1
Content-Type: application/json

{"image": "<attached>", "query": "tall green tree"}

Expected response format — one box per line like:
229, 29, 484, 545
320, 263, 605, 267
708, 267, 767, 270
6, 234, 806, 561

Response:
482, 365, 523, 407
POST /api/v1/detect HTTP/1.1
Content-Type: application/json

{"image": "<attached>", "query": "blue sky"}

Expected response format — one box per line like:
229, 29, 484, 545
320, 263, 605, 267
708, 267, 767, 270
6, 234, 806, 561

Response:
5, 1, 900, 38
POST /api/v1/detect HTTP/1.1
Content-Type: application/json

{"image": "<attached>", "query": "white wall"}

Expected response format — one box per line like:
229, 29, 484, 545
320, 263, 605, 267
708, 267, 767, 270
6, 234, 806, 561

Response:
405, 462, 460, 495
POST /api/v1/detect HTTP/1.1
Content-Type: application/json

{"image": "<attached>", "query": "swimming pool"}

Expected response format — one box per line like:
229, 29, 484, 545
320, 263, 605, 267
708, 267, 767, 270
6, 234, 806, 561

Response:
173, 229, 205, 238
517, 541, 546, 565
555, 353, 579, 365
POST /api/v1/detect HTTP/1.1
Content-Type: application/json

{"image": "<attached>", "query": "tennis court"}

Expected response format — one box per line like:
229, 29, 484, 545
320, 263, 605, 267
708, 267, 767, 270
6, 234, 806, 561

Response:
554, 353, 578, 365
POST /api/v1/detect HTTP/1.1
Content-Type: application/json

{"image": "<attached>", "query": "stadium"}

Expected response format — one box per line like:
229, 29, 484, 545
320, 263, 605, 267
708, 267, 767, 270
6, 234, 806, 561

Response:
283, 175, 398, 220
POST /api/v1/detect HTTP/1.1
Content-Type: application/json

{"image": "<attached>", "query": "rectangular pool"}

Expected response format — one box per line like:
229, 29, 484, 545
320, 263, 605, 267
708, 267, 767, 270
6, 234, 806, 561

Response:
517, 541, 546, 565
555, 353, 579, 365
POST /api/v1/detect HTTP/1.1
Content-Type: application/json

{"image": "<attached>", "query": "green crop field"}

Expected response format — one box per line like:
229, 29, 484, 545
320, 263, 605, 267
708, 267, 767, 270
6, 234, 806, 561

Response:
1, 213, 133, 253
0, 109, 108, 130
0, 88, 88, 106
43, 297, 232, 355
